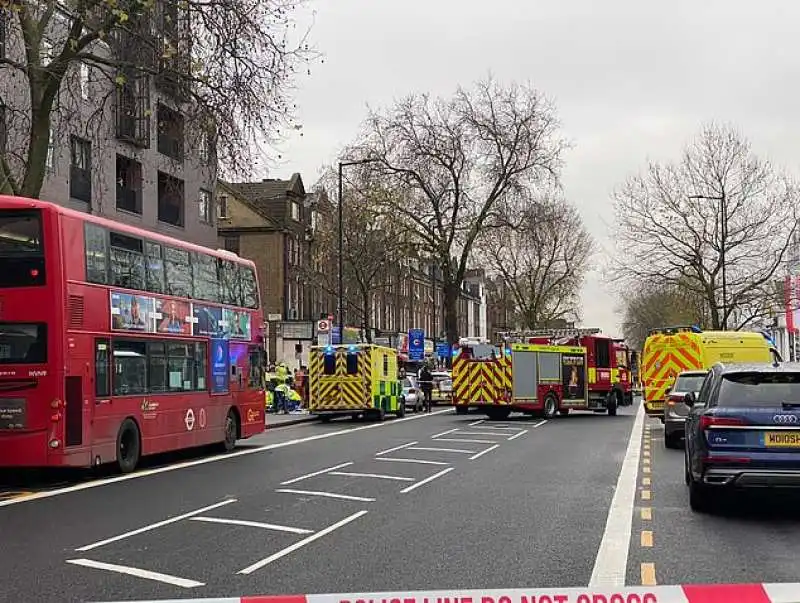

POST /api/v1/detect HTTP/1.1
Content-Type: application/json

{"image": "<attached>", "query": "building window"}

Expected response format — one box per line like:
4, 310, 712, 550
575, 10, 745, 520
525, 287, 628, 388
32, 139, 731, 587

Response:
198, 189, 211, 223
157, 171, 184, 227
291, 200, 300, 221
69, 136, 92, 204
157, 103, 184, 160
116, 155, 142, 214
116, 74, 151, 148
217, 194, 229, 219
223, 236, 240, 254
79, 63, 90, 100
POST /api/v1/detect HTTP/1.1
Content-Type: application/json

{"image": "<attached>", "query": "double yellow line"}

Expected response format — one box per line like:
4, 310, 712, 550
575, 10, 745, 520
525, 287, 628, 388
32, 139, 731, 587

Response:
640, 422, 656, 586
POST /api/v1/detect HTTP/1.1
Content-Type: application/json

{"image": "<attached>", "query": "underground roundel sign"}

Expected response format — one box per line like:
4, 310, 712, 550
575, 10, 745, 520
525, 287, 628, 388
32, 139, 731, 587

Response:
185, 408, 195, 431
317, 319, 330, 333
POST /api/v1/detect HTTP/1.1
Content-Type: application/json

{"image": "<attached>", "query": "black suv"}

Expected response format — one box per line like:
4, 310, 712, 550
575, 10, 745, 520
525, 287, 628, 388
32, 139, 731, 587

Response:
684, 361, 800, 512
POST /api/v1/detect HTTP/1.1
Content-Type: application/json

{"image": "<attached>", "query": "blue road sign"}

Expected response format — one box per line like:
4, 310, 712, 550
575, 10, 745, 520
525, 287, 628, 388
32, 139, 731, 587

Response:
436, 342, 451, 358
408, 328, 425, 361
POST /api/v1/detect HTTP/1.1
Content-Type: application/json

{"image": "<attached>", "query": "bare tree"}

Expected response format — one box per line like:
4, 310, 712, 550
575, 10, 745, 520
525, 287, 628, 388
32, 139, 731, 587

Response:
612, 123, 798, 330
0, 0, 315, 198
620, 282, 710, 350
480, 190, 594, 329
305, 171, 410, 341
351, 76, 567, 344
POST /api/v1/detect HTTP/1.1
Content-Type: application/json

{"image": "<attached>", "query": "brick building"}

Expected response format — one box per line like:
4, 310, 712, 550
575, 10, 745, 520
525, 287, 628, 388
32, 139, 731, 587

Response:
217, 174, 333, 363
0, 5, 218, 247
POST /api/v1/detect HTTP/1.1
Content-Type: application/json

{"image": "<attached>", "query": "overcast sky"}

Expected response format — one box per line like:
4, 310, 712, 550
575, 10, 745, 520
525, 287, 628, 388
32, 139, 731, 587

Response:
268, 0, 799, 337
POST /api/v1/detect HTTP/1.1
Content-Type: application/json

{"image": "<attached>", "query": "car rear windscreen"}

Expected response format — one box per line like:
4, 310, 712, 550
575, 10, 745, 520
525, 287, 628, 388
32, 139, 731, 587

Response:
675, 374, 705, 392
0, 210, 46, 287
719, 372, 800, 407
0, 323, 47, 364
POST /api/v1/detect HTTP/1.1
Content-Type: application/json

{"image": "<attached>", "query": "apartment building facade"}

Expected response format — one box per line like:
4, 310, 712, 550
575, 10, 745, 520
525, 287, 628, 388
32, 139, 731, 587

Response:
0, 5, 217, 247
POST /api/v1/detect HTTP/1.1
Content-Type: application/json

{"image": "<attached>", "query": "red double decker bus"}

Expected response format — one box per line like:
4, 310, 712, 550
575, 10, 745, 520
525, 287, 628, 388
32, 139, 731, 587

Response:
0, 196, 265, 473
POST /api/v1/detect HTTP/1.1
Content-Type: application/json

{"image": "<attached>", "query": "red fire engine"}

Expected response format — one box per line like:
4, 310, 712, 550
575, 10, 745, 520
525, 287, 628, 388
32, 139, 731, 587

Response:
499, 328, 635, 408
451, 338, 618, 420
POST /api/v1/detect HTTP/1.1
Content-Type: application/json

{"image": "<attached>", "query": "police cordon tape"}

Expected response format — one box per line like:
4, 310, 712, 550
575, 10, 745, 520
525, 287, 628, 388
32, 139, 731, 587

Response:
93, 584, 800, 603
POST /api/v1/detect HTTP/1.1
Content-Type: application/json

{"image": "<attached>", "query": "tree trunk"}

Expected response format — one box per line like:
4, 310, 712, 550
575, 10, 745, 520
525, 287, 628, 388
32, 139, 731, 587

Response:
362, 289, 372, 343
443, 280, 460, 345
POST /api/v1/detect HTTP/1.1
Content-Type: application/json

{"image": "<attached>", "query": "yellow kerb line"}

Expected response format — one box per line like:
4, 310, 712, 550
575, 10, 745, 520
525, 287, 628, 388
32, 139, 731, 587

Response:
641, 530, 653, 547
641, 507, 652, 520
641, 563, 657, 586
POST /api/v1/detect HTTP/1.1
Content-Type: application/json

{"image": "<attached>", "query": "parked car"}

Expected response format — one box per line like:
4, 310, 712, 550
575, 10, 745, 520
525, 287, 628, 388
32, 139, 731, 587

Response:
684, 361, 800, 513
664, 370, 707, 449
402, 376, 423, 412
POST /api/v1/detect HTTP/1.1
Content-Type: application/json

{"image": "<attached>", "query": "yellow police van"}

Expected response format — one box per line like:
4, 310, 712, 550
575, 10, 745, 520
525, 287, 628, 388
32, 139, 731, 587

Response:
308, 343, 405, 422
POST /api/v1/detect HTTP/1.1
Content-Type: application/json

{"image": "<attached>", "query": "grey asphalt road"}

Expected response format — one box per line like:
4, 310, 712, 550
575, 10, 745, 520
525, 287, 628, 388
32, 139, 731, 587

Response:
0, 406, 636, 603
625, 417, 800, 587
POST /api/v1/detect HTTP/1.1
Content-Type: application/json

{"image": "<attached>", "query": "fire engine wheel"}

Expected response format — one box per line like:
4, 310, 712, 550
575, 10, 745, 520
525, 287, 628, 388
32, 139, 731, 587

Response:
543, 394, 558, 419
486, 406, 511, 421
116, 418, 141, 474
455, 405, 469, 415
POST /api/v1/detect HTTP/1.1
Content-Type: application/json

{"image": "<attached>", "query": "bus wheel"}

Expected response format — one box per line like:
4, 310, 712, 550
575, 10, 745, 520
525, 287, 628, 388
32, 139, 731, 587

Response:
223, 409, 238, 452
116, 419, 141, 474
543, 394, 558, 419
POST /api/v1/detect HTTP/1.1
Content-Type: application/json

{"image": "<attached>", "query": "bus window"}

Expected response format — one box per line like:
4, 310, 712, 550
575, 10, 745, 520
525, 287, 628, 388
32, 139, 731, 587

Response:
109, 232, 145, 290
346, 352, 358, 375
323, 351, 336, 375
112, 340, 147, 395
84, 223, 108, 284
144, 241, 165, 294
248, 346, 263, 388
95, 339, 110, 397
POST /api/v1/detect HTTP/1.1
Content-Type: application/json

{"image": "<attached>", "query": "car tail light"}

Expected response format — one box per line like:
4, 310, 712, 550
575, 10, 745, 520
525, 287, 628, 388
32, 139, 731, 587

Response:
699, 415, 746, 430
666, 394, 683, 406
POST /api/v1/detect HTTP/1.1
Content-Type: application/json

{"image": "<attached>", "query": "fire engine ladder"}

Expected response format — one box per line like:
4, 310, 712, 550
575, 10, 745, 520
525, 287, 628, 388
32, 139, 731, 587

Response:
498, 328, 602, 345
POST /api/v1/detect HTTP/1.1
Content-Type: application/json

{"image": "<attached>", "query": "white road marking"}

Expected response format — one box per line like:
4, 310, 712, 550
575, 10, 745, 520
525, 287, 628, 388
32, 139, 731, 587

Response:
475, 425, 524, 431
408, 446, 476, 454
275, 488, 376, 502
66, 558, 203, 588
399, 468, 454, 494
589, 404, 645, 587
507, 429, 529, 441
189, 516, 313, 534
375, 441, 418, 456
0, 409, 452, 508
469, 444, 500, 460
433, 437, 497, 444
238, 510, 368, 574
430, 428, 460, 438
75, 498, 236, 552
468, 419, 485, 426
531, 420, 548, 429
280, 461, 354, 485
375, 457, 449, 466
461, 430, 517, 437
329, 471, 414, 482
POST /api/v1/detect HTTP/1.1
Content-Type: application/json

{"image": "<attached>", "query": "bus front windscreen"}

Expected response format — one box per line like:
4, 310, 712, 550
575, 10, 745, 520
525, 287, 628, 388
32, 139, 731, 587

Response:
0, 209, 46, 287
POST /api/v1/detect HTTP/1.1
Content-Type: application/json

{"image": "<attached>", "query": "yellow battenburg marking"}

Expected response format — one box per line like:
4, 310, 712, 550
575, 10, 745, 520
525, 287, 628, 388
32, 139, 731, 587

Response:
641, 531, 653, 547
641, 489, 651, 500
641, 507, 652, 520
641, 563, 657, 586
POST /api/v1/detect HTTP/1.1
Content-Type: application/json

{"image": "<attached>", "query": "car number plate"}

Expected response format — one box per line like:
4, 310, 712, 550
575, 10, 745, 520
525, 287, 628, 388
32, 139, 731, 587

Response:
764, 431, 800, 447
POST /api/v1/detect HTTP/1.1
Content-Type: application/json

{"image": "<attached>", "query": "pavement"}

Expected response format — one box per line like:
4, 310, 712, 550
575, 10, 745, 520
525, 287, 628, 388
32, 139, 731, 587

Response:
4, 402, 800, 603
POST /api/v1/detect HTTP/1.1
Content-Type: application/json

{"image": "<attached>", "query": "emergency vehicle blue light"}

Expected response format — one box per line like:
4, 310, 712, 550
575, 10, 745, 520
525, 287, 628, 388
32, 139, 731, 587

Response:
691, 325, 702, 333
504, 347, 511, 356
452, 348, 459, 357
325, 345, 335, 355
348, 345, 358, 353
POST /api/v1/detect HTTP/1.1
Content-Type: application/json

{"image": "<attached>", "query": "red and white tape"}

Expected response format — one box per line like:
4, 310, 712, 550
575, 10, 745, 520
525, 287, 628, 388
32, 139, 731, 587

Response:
94, 583, 800, 603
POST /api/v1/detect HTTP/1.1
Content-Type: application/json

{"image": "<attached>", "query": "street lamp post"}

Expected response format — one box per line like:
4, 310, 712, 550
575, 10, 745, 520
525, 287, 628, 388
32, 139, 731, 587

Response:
337, 159, 379, 340
689, 193, 727, 329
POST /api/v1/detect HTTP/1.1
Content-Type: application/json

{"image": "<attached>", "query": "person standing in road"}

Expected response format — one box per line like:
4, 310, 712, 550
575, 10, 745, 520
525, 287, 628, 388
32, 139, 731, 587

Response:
419, 365, 434, 413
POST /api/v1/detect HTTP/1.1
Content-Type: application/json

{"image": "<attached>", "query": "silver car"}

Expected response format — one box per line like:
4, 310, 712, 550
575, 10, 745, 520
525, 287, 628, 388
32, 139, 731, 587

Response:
664, 370, 707, 449
402, 376, 423, 412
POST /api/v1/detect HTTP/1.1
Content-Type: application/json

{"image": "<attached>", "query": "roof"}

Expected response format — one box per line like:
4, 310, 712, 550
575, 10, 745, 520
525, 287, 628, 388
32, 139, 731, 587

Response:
219, 173, 305, 227
715, 362, 795, 375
